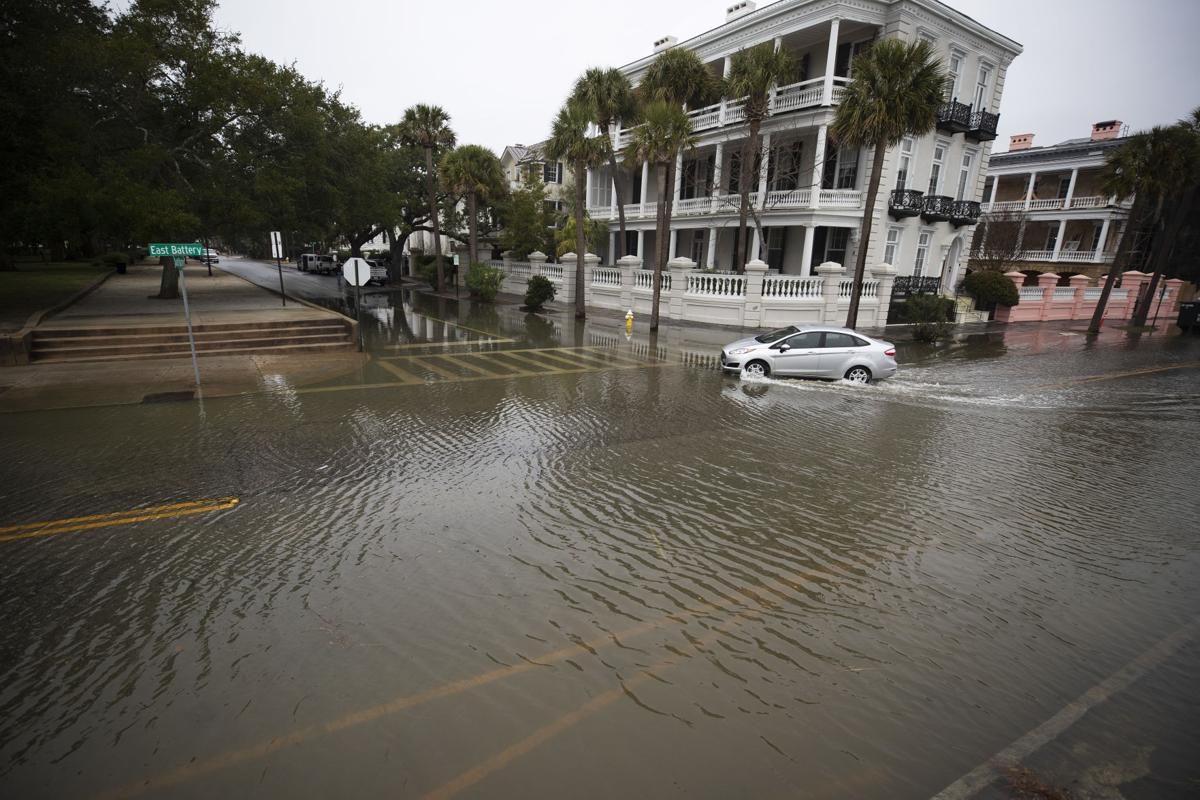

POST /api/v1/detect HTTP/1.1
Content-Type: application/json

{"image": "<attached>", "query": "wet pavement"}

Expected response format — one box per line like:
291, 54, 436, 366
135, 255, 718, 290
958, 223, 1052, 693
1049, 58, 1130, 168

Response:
2, 265, 1199, 799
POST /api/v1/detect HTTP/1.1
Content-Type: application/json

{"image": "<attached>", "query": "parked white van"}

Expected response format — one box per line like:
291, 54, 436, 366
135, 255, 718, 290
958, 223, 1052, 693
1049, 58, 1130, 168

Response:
298, 253, 337, 275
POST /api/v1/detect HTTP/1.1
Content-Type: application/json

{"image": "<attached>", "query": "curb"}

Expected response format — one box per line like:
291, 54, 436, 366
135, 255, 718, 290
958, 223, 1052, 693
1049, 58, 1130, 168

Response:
214, 264, 358, 347
2, 267, 117, 367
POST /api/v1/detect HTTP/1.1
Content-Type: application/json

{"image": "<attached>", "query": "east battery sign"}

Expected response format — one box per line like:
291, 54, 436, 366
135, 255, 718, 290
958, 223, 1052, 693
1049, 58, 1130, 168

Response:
149, 243, 204, 257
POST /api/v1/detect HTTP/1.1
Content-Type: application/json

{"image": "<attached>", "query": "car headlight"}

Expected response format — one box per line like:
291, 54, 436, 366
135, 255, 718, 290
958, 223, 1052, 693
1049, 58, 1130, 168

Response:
728, 347, 755, 355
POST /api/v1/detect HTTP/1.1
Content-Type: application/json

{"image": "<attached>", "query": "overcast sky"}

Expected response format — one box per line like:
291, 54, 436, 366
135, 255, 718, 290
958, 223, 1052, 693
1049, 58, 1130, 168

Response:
203, 0, 1199, 155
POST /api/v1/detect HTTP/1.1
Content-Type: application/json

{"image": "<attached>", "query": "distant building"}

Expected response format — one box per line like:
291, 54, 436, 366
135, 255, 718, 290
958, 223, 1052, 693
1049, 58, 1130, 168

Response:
972, 120, 1134, 277
583, 0, 1022, 289
501, 141, 568, 216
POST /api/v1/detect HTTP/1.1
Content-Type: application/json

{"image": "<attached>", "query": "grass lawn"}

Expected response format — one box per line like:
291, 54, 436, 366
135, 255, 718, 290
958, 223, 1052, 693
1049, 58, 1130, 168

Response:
0, 261, 111, 331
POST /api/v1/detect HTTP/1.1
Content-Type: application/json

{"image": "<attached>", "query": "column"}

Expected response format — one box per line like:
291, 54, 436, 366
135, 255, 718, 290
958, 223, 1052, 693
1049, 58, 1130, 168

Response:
706, 226, 718, 269
768, 36, 782, 112
1023, 171, 1037, 209
810, 125, 827, 208
711, 142, 725, 212
822, 18, 841, 106
584, 168, 593, 213
743, 259, 769, 328
668, 228, 678, 260
750, 228, 761, 265
1063, 167, 1078, 209
640, 160, 650, 214
988, 176, 999, 206
637, 230, 645, 259
1051, 219, 1067, 261
1094, 216, 1111, 262
608, 231, 616, 265
617, 254, 640, 310
719, 56, 732, 123
610, 175, 618, 219
673, 151, 684, 201
757, 132, 771, 209
801, 225, 816, 276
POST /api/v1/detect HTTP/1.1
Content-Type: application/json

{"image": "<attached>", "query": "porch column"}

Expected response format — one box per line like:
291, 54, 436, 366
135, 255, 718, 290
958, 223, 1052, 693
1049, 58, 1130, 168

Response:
706, 226, 718, 269
608, 231, 616, 264
1063, 167, 1078, 209
757, 132, 771, 209
585, 168, 593, 212
668, 228, 678, 260
719, 56, 732, 124
751, 228, 761, 265
1023, 171, 1037, 210
822, 18, 841, 106
768, 36, 782, 112
988, 176, 999, 205
673, 151, 684, 201
810, 125, 827, 209
801, 225, 816, 276
711, 142, 725, 212
636, 230, 645, 259
640, 160, 650, 214
1051, 219, 1067, 261
1094, 216, 1111, 262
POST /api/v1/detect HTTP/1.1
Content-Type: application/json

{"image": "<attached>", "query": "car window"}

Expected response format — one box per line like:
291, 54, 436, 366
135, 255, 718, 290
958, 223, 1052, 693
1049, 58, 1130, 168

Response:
822, 332, 862, 348
754, 325, 798, 344
783, 332, 823, 349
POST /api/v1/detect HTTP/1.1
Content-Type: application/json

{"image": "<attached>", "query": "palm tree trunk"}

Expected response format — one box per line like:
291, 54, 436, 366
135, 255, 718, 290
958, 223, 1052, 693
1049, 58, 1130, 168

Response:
467, 192, 478, 266
1131, 185, 1193, 326
574, 161, 587, 319
845, 140, 887, 329
601, 123, 628, 257
736, 116, 761, 272
424, 146, 444, 293
651, 163, 668, 331
1087, 194, 1149, 334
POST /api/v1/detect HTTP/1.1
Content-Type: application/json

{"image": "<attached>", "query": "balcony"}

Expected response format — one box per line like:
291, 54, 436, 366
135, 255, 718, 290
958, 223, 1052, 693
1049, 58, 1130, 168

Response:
889, 189, 924, 219
967, 110, 1000, 142
921, 195, 954, 222
936, 100, 971, 134
949, 200, 981, 226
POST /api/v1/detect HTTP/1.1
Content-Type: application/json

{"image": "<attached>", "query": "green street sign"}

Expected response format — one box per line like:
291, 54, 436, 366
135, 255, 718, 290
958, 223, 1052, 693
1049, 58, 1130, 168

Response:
150, 242, 204, 257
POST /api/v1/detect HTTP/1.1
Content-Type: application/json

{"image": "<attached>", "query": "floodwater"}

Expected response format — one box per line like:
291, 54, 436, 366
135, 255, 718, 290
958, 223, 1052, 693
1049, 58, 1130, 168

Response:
2, 277, 1199, 799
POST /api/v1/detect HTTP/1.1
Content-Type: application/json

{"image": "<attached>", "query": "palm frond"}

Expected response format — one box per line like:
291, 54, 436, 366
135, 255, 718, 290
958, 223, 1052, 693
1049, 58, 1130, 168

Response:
830, 38, 944, 148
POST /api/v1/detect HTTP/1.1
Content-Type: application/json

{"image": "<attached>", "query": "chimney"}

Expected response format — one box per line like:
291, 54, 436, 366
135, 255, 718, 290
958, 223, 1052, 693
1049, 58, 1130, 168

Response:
726, 1, 756, 22
652, 35, 677, 52
1091, 120, 1122, 141
1009, 133, 1034, 151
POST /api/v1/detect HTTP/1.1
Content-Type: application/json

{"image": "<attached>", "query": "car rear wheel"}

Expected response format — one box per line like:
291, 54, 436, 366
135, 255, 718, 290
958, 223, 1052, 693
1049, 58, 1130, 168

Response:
844, 366, 872, 384
742, 360, 769, 379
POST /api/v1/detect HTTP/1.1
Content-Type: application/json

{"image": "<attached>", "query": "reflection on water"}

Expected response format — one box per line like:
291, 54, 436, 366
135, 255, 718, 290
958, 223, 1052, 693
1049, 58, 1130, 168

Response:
1, 290, 1199, 799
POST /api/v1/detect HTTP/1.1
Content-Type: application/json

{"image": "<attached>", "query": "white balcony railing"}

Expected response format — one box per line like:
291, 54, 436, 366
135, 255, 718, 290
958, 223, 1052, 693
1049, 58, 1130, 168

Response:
818, 189, 862, 208
687, 103, 723, 132
1066, 195, 1106, 209
772, 78, 823, 113
674, 196, 712, 216
1027, 198, 1064, 211
765, 189, 812, 208
762, 275, 822, 298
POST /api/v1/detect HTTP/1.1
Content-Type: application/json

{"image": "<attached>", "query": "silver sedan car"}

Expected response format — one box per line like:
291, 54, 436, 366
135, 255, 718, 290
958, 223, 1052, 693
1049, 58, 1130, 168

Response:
721, 325, 898, 383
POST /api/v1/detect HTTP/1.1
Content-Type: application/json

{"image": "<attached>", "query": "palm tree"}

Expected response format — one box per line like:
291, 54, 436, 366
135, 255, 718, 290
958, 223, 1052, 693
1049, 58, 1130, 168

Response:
724, 43, 798, 271
546, 99, 606, 319
440, 144, 506, 267
401, 104, 456, 292
639, 48, 717, 273
572, 68, 636, 258
623, 99, 696, 331
831, 39, 944, 328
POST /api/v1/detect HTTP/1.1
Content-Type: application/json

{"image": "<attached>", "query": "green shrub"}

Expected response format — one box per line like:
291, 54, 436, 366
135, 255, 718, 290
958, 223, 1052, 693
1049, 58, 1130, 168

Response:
905, 293, 955, 342
524, 275, 556, 310
98, 251, 130, 267
465, 262, 504, 302
415, 255, 456, 287
963, 269, 1019, 308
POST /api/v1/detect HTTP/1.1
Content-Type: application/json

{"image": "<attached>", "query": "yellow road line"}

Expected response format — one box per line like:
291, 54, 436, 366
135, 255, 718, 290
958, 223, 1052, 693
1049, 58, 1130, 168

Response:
413, 314, 506, 340
383, 338, 516, 351
1033, 360, 1200, 390
411, 357, 464, 380
0, 498, 239, 543
441, 354, 521, 376
379, 345, 617, 362
493, 350, 572, 371
375, 360, 424, 384
435, 356, 495, 377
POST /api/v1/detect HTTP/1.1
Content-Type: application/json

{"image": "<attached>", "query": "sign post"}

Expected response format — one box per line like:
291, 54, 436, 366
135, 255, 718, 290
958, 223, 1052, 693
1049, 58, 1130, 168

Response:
175, 256, 202, 389
452, 253, 460, 298
342, 257, 370, 352
270, 231, 286, 307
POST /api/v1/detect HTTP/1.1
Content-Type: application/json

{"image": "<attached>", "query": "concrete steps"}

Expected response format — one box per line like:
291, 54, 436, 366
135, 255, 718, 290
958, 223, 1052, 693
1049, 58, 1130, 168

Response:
31, 318, 353, 364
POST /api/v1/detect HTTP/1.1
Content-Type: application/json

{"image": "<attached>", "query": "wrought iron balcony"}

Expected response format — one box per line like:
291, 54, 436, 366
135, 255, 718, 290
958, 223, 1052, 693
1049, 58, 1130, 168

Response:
891, 275, 942, 297
949, 200, 982, 226
936, 100, 971, 133
888, 189, 925, 219
921, 194, 954, 222
967, 109, 1000, 142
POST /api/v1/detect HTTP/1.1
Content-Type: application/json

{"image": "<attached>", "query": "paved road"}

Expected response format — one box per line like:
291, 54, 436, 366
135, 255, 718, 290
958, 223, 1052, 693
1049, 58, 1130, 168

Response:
220, 255, 353, 304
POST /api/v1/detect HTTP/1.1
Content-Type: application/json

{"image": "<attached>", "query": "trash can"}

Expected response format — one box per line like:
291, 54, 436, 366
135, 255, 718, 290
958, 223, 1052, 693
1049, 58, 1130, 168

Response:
1177, 301, 1199, 333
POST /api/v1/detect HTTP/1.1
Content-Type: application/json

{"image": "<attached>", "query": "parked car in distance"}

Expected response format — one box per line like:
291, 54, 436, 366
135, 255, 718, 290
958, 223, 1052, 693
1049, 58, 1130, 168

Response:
365, 259, 389, 285
298, 253, 337, 275
200, 248, 219, 264
721, 325, 897, 383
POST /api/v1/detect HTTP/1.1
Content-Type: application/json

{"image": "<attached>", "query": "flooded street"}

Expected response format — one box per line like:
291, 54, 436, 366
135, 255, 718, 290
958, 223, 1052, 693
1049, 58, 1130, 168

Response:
2, 271, 1199, 799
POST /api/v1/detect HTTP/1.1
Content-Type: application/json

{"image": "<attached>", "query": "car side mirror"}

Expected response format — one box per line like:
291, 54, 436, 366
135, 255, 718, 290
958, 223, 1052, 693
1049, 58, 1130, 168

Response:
777, 343, 791, 352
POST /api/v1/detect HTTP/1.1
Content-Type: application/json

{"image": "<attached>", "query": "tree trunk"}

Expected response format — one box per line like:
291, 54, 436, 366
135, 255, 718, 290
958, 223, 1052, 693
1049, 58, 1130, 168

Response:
1132, 185, 1193, 326
154, 256, 179, 299
424, 146, 445, 293
574, 161, 587, 319
390, 230, 410, 283
845, 140, 887, 329
1087, 195, 1149, 334
736, 116, 762, 272
600, 122, 628, 258
651, 163, 668, 331
467, 191, 479, 267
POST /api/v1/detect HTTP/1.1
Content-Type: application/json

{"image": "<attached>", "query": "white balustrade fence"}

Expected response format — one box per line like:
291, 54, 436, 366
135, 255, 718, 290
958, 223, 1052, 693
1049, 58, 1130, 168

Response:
762, 275, 821, 298
687, 273, 745, 298
591, 267, 621, 287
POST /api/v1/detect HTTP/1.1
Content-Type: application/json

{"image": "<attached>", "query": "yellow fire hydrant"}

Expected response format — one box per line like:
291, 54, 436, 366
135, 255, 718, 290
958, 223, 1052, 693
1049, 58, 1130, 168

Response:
625, 309, 634, 337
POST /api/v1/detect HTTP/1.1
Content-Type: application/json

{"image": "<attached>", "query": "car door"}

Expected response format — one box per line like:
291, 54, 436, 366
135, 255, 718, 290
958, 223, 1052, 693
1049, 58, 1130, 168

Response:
817, 332, 868, 377
771, 331, 824, 376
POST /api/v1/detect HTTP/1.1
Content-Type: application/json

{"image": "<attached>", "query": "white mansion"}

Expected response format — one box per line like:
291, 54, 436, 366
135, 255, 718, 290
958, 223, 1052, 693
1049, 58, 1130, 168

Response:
582, 0, 1021, 288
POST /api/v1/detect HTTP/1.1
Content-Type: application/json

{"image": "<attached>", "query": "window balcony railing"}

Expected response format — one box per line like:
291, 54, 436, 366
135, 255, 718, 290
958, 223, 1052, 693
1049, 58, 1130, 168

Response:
967, 109, 1000, 142
921, 194, 954, 222
936, 100, 972, 133
949, 200, 981, 226
889, 188, 924, 218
